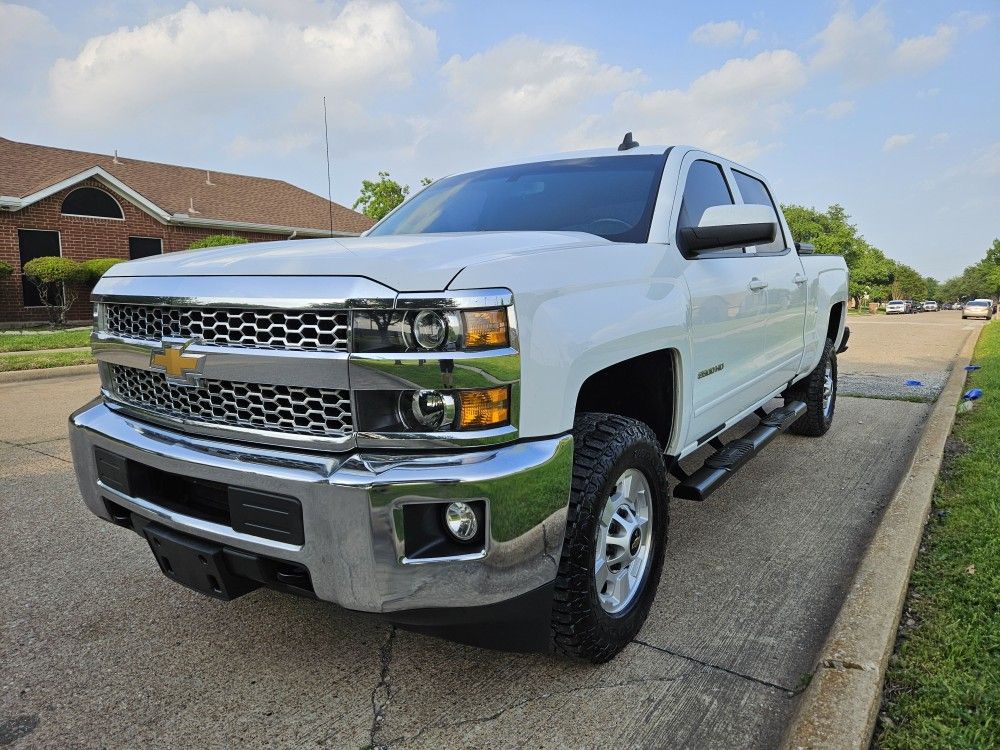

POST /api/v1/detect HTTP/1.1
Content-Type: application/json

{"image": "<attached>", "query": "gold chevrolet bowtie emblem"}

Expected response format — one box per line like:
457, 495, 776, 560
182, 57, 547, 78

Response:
149, 341, 204, 385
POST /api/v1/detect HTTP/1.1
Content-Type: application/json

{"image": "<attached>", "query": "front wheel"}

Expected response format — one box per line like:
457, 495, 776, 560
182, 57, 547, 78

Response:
785, 338, 837, 437
550, 413, 669, 663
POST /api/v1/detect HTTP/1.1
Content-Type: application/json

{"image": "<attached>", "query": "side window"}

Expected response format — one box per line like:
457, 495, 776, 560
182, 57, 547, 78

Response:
677, 160, 733, 243
733, 170, 786, 253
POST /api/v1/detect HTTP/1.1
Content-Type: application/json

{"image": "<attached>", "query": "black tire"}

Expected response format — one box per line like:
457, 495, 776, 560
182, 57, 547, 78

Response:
550, 413, 669, 663
785, 337, 837, 437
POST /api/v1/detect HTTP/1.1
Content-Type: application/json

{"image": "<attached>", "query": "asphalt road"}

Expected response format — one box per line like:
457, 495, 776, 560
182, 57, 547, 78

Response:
0, 312, 981, 749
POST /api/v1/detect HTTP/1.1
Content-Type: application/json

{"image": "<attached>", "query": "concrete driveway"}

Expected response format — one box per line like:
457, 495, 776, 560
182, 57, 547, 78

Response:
0, 312, 981, 749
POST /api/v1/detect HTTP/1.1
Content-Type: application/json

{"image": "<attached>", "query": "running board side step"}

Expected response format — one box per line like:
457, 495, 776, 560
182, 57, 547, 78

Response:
671, 400, 807, 502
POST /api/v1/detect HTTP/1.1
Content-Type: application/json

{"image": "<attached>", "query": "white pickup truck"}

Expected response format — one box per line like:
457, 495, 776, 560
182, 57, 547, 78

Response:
70, 138, 849, 662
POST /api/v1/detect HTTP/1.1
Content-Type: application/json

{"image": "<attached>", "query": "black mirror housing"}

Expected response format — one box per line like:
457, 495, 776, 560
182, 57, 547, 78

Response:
679, 221, 776, 254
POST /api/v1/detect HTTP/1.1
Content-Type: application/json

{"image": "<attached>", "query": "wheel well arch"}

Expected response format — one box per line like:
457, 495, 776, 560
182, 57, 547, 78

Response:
827, 301, 846, 344
574, 349, 677, 447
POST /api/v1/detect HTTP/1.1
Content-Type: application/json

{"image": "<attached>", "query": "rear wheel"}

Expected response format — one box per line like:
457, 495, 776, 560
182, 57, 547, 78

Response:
550, 413, 668, 663
785, 338, 837, 437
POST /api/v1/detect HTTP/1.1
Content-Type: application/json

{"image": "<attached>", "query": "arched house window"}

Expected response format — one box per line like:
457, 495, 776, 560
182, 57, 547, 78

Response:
61, 186, 124, 219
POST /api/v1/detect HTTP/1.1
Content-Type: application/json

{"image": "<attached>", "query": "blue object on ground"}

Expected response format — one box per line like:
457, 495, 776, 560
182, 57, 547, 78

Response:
904, 379, 923, 387
965, 365, 981, 371
963, 388, 983, 400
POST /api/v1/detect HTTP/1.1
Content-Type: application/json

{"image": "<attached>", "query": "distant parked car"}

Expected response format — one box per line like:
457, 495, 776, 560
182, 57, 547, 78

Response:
962, 299, 994, 320
886, 300, 908, 315
922, 300, 939, 312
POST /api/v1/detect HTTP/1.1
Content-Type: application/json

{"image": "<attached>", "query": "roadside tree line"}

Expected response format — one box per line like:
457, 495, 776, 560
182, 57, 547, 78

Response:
781, 204, 934, 308
938, 239, 1000, 301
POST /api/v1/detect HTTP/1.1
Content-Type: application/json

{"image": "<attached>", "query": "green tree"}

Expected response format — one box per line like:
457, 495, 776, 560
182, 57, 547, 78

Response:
22, 256, 89, 326
0, 260, 12, 279
892, 263, 928, 301
923, 276, 940, 300
984, 237, 1000, 266
188, 234, 247, 249
782, 203, 865, 269
353, 171, 409, 221
80, 258, 125, 283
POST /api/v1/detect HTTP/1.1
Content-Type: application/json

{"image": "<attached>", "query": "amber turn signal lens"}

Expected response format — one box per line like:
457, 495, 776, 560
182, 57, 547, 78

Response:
458, 386, 510, 430
461, 309, 509, 348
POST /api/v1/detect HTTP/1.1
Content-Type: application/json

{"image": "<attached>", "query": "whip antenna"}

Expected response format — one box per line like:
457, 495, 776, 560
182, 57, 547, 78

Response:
323, 96, 334, 237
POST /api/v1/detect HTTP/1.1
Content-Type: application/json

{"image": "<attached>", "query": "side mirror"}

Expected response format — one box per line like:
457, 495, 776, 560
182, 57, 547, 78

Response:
679, 204, 777, 254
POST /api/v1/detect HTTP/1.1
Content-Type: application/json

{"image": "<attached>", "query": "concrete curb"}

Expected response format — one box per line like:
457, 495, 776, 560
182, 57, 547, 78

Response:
781, 326, 981, 750
0, 364, 98, 384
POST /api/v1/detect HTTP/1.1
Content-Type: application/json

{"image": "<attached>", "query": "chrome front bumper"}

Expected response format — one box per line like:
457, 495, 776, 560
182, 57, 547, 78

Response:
69, 399, 572, 613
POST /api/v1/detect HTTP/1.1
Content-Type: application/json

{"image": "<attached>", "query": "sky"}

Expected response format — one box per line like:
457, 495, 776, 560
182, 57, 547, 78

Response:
1, 0, 997, 281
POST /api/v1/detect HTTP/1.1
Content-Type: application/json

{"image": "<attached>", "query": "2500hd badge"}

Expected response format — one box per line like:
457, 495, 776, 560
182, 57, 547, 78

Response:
71, 138, 848, 662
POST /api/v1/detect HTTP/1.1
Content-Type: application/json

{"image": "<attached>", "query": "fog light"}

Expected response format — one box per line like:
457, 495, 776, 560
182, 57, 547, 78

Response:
444, 501, 478, 542
412, 309, 448, 350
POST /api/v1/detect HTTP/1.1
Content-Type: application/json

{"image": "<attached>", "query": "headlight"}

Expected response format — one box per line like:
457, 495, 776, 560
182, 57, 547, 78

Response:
401, 390, 456, 430
411, 310, 449, 350
353, 307, 509, 353
356, 386, 511, 433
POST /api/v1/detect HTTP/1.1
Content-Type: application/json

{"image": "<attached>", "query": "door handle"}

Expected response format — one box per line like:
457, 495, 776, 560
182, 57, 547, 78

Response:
748, 278, 769, 292
793, 273, 808, 285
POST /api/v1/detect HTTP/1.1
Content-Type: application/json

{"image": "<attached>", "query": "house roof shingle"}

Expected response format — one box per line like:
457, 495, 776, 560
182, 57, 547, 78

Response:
0, 137, 373, 235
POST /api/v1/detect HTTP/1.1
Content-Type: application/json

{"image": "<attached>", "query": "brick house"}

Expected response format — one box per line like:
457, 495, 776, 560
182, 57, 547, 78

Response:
0, 137, 373, 325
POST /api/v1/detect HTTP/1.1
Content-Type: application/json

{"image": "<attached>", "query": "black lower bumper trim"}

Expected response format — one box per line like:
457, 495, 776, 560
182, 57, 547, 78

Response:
385, 581, 555, 653
111, 502, 316, 599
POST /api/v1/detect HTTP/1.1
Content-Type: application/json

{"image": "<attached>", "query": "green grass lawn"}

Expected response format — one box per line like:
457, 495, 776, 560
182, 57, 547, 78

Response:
0, 350, 96, 371
876, 322, 1000, 749
0, 328, 92, 352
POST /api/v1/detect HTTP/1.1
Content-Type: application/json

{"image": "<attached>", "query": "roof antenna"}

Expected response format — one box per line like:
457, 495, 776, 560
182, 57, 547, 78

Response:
323, 96, 334, 237
188, 197, 200, 215
205, 170, 214, 186
113, 149, 122, 165
618, 132, 639, 151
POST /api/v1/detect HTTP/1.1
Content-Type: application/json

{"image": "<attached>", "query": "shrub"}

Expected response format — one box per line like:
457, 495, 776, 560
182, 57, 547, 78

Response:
188, 234, 247, 249
81, 258, 124, 283
22, 257, 89, 326
0, 260, 12, 278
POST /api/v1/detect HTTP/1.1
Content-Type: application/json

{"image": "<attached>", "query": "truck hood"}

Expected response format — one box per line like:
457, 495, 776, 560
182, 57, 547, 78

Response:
107, 232, 606, 291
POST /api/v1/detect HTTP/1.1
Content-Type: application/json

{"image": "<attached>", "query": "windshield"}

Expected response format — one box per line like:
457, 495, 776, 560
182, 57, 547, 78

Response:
889, 300, 905, 305
968, 300, 990, 306
369, 155, 667, 243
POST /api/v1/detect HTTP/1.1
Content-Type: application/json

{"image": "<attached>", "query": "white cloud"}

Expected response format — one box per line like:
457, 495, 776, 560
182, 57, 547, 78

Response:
228, 132, 316, 158
953, 10, 991, 31
571, 50, 808, 162
441, 35, 642, 146
883, 133, 915, 152
812, 6, 957, 84
0, 2, 59, 61
691, 20, 760, 47
916, 87, 941, 99
48, 1, 437, 127
807, 99, 855, 119
893, 25, 958, 72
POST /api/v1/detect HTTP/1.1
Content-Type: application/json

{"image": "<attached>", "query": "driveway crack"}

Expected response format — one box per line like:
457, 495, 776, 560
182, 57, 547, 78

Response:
392, 668, 699, 745
634, 639, 797, 695
368, 624, 397, 750
0, 438, 71, 464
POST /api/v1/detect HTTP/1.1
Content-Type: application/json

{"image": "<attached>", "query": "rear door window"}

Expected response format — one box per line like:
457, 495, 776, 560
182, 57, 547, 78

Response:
733, 170, 786, 253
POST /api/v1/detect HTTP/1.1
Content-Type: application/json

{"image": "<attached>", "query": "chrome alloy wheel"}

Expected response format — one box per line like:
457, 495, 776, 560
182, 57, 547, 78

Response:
595, 468, 653, 614
822, 361, 835, 417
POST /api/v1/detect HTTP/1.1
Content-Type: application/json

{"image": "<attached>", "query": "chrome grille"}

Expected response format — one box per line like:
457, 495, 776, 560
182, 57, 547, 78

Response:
108, 364, 352, 437
105, 303, 349, 352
